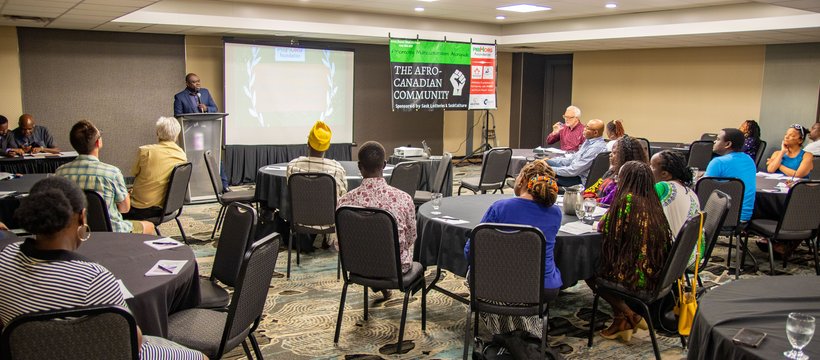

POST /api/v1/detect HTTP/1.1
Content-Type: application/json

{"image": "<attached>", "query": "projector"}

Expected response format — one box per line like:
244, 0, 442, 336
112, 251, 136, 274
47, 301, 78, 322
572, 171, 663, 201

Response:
394, 147, 425, 157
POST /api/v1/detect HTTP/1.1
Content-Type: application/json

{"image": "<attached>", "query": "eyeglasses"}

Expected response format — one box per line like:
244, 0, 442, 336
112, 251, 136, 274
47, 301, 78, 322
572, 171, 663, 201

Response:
562, 115, 577, 120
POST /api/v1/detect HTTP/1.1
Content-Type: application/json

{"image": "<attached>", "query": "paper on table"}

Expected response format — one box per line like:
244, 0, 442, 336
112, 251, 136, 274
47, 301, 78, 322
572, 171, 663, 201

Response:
115, 279, 134, 300
559, 221, 596, 235
0, 191, 15, 198
145, 260, 188, 276
543, 147, 566, 154
144, 237, 184, 250
591, 206, 608, 217
432, 215, 470, 225
60, 151, 79, 157
264, 166, 287, 171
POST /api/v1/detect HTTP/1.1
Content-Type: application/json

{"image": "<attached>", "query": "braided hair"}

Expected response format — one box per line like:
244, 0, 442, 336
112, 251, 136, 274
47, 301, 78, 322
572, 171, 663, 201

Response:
611, 135, 649, 173
599, 161, 673, 292
518, 159, 559, 206
740, 120, 760, 142
655, 150, 693, 187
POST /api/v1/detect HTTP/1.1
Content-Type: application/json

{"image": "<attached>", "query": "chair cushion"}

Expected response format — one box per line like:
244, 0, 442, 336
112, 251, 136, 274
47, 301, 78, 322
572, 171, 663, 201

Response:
168, 309, 228, 359
221, 190, 255, 203
349, 262, 424, 291
198, 279, 230, 309
747, 219, 814, 240
414, 190, 432, 203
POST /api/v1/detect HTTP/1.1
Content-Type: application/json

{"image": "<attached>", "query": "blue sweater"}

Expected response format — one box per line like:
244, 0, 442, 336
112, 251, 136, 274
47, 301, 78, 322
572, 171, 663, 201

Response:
464, 197, 563, 289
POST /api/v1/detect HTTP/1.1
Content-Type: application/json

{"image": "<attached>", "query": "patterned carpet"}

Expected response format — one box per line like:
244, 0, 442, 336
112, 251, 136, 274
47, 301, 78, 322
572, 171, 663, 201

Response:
156, 163, 818, 359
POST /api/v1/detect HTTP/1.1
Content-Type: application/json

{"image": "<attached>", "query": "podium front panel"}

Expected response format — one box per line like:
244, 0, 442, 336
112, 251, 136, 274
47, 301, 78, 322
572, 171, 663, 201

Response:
180, 115, 223, 203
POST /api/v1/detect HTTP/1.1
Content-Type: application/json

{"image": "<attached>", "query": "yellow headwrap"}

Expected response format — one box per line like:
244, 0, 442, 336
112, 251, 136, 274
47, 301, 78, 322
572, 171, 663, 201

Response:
308, 120, 332, 152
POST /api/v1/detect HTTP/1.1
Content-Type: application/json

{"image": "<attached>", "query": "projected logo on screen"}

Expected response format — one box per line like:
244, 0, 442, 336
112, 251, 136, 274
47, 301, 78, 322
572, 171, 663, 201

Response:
275, 47, 306, 62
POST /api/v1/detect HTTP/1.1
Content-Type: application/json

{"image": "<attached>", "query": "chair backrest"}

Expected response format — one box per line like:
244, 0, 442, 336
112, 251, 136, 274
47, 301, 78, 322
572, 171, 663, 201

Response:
688, 140, 714, 170
754, 140, 767, 168
777, 181, 820, 233
335, 206, 404, 288
700, 133, 718, 141
468, 223, 545, 307
288, 172, 337, 231
1, 305, 139, 360
584, 151, 611, 188
219, 233, 280, 358
810, 156, 820, 181
83, 190, 112, 232
695, 177, 744, 229
431, 152, 453, 193
161, 162, 193, 217
478, 147, 513, 189
636, 137, 651, 158
212, 203, 258, 287
388, 161, 422, 197
657, 213, 707, 295
700, 190, 731, 269
203, 150, 224, 196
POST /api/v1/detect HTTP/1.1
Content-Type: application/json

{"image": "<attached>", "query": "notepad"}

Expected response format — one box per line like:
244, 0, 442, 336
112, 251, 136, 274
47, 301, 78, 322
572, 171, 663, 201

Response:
145, 260, 187, 276
264, 166, 287, 171
432, 216, 469, 225
144, 237, 184, 250
559, 221, 596, 235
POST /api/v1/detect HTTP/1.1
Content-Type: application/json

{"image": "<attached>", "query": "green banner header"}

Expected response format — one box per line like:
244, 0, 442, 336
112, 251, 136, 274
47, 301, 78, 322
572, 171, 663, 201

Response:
389, 39, 471, 65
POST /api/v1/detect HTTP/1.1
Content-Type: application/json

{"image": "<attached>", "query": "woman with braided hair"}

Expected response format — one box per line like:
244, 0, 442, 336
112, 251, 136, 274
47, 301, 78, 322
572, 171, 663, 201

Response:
739, 119, 762, 160
464, 159, 562, 337
592, 160, 674, 341
584, 135, 648, 205
605, 119, 626, 152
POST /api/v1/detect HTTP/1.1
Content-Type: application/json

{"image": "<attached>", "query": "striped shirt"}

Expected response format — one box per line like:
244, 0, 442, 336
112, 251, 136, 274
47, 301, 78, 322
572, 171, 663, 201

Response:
56, 155, 133, 233
0, 240, 203, 359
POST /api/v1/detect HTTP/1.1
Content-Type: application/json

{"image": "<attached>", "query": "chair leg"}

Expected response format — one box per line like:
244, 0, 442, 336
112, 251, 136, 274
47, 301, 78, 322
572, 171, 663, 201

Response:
474, 310, 479, 338
638, 301, 662, 360
726, 233, 734, 268
363, 286, 369, 321
296, 234, 301, 265
463, 310, 472, 360
737, 234, 745, 279
155, 227, 162, 236
337, 253, 341, 281
588, 293, 599, 347
210, 205, 225, 239
813, 236, 820, 276
457, 185, 463, 196
541, 306, 549, 357
241, 339, 254, 359
286, 232, 293, 279
175, 217, 188, 244
421, 280, 427, 332
768, 240, 776, 276
396, 290, 411, 354
334, 282, 349, 345
249, 333, 263, 359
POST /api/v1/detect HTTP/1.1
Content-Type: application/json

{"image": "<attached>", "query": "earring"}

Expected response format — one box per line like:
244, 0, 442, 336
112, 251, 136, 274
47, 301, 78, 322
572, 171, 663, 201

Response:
77, 224, 91, 242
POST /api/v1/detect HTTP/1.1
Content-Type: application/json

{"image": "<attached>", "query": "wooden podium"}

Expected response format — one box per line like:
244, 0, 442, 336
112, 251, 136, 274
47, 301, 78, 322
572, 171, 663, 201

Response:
177, 112, 227, 203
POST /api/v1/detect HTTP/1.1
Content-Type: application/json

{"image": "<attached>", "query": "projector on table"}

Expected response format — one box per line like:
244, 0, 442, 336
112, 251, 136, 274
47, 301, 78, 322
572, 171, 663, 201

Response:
394, 147, 425, 157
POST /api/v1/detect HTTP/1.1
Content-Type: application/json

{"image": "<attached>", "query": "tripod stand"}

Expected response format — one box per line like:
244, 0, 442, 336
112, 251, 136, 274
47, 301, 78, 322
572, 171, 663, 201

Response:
459, 110, 494, 164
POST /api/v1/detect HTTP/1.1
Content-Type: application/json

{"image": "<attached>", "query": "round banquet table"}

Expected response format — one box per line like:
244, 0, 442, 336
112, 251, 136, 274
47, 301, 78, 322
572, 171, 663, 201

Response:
752, 173, 792, 220
254, 161, 394, 215
688, 276, 820, 360
0, 231, 200, 337
388, 155, 453, 197
0, 174, 50, 228
415, 194, 603, 290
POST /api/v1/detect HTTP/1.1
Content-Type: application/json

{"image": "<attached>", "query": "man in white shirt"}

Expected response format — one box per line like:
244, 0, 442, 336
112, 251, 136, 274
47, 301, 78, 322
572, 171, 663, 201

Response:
804, 122, 820, 156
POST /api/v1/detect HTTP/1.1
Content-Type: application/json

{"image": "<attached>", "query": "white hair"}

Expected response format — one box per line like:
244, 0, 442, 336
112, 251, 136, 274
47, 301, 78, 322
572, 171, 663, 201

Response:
156, 116, 181, 142
567, 105, 581, 118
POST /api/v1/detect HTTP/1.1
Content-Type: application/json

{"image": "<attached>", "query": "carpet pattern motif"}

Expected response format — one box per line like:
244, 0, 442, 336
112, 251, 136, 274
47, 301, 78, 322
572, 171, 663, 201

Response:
152, 167, 818, 359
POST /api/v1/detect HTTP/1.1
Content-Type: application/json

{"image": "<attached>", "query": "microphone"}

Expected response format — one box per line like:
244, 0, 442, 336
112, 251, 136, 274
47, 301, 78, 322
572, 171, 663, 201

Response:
196, 92, 203, 113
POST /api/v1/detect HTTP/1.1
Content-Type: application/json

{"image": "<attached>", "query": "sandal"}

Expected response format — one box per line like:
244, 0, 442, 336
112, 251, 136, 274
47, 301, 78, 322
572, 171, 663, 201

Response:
600, 314, 636, 342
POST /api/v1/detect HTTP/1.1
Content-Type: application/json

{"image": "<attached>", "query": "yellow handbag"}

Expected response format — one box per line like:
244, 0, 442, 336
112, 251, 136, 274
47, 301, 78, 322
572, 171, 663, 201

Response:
674, 212, 704, 337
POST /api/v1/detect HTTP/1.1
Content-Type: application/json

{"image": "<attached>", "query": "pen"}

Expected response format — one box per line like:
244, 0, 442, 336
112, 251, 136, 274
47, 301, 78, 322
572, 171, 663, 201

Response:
157, 264, 176, 273
152, 241, 179, 246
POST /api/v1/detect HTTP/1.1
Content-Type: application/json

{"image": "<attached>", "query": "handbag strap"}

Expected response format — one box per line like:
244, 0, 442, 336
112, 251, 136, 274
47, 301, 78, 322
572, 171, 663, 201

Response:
690, 211, 704, 295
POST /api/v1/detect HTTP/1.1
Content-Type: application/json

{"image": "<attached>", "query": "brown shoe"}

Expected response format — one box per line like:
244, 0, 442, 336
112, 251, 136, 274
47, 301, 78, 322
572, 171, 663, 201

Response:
600, 314, 636, 342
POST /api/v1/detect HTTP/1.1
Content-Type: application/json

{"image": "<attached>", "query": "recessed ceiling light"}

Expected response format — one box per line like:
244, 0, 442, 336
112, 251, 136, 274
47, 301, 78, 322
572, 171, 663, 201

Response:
414, 7, 425, 12
605, 3, 617, 8
496, 4, 551, 12
496, 15, 506, 20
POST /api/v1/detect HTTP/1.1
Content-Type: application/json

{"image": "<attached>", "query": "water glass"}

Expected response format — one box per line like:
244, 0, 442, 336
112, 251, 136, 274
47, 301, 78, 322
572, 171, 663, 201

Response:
583, 198, 597, 223
785, 312, 815, 360
574, 200, 585, 220
431, 193, 443, 211
690, 167, 700, 183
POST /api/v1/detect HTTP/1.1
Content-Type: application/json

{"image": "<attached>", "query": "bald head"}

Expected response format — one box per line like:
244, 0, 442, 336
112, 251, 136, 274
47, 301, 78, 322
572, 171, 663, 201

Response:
18, 114, 34, 128
584, 119, 604, 140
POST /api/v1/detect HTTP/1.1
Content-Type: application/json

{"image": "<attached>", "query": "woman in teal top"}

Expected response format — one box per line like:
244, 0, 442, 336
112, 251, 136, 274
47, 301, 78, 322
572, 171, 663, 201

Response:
766, 124, 814, 178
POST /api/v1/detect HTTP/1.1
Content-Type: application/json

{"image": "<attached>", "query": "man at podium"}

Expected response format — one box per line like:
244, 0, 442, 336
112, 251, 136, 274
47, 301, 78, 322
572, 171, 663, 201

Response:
173, 73, 218, 116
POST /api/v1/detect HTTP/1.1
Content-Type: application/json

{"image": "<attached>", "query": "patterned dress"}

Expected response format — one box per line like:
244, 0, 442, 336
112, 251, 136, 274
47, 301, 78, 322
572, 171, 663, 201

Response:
655, 180, 703, 265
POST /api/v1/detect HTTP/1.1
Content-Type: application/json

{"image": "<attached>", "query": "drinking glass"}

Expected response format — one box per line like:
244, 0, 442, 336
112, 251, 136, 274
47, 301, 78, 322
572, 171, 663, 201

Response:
574, 198, 585, 220
690, 167, 700, 183
785, 312, 815, 360
431, 193, 443, 211
583, 198, 597, 223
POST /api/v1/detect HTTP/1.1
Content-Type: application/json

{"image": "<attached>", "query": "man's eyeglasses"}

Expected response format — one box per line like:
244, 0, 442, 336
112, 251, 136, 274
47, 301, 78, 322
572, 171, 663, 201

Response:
562, 115, 577, 120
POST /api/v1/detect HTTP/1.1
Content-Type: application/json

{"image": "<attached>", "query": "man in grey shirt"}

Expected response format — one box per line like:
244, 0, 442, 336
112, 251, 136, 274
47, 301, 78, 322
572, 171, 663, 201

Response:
547, 119, 607, 186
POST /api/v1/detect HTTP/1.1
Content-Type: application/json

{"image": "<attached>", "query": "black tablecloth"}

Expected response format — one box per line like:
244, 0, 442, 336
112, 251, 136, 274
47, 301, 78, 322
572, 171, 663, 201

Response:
0, 174, 50, 228
388, 155, 453, 197
0, 154, 76, 174
688, 276, 820, 360
225, 144, 352, 185
254, 161, 394, 215
509, 149, 559, 177
415, 194, 602, 288
753, 174, 789, 220
0, 232, 200, 337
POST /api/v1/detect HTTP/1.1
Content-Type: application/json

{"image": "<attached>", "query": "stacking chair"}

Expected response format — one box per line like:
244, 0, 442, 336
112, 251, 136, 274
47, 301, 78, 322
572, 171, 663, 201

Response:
635, 137, 651, 158
143, 162, 192, 244
168, 233, 281, 360
458, 147, 512, 195
810, 156, 820, 180
754, 140, 767, 168
695, 177, 748, 276
204, 150, 256, 239
588, 214, 704, 360
584, 151, 611, 189
334, 206, 427, 355
388, 161, 422, 198
687, 140, 714, 170
463, 224, 551, 360
692, 190, 731, 286
414, 153, 452, 206
1, 305, 139, 360
743, 181, 820, 275
700, 133, 718, 141
84, 190, 112, 232
199, 203, 258, 309
287, 172, 337, 279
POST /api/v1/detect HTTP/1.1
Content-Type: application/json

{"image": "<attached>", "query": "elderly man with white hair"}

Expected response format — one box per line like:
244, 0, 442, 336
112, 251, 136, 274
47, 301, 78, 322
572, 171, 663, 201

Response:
124, 116, 188, 220
546, 105, 586, 152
